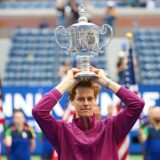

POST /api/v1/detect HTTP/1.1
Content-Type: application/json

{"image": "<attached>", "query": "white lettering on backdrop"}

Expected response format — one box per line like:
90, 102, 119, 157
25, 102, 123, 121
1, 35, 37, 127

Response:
3, 91, 160, 118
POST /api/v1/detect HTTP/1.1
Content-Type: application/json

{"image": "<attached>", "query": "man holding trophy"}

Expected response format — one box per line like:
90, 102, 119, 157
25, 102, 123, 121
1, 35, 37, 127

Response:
32, 66, 144, 160
32, 4, 144, 160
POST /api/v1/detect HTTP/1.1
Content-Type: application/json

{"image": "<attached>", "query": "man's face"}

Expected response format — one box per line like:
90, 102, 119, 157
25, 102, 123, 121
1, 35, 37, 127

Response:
71, 87, 96, 118
152, 108, 160, 126
14, 111, 25, 127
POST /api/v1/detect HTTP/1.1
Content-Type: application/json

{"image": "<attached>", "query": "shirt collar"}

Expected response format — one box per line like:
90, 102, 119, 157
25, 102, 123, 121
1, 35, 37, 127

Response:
73, 114, 95, 131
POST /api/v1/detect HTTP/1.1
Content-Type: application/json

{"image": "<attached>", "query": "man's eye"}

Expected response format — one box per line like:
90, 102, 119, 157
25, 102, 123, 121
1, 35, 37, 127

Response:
88, 97, 94, 101
78, 98, 84, 101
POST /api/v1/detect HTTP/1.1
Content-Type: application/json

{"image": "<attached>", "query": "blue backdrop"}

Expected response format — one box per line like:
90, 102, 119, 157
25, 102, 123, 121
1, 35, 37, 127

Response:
1, 85, 160, 155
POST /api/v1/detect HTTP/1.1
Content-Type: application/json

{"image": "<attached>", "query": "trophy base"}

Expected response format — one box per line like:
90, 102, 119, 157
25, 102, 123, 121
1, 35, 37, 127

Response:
74, 71, 97, 79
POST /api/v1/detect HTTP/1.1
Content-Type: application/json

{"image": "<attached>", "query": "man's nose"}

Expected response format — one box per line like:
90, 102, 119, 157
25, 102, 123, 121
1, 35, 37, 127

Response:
84, 99, 89, 105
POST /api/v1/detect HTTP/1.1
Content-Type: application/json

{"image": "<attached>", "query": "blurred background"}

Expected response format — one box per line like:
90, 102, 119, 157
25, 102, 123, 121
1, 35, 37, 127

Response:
0, 0, 160, 160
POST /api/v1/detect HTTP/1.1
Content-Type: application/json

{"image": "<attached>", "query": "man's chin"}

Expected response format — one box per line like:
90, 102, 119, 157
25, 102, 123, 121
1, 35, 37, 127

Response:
80, 113, 93, 118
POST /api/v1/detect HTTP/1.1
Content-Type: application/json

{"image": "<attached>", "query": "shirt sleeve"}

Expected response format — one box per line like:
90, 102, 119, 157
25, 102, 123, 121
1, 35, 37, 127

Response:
111, 86, 145, 145
5, 128, 12, 137
32, 88, 62, 149
28, 126, 36, 139
142, 127, 149, 138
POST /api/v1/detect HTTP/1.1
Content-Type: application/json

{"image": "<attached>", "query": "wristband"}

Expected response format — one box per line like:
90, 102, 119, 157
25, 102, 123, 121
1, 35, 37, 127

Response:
106, 79, 112, 88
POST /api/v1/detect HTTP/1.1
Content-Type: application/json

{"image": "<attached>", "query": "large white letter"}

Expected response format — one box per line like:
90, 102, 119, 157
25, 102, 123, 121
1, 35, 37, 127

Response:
100, 92, 113, 116
14, 93, 33, 117
143, 92, 159, 115
3, 93, 13, 117
53, 102, 64, 117
35, 93, 43, 105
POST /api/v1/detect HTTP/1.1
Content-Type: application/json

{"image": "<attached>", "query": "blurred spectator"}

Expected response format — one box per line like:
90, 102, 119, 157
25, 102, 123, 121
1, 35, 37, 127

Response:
138, 107, 155, 160
128, 0, 139, 7
146, 0, 156, 9
39, 19, 49, 29
4, 109, 35, 160
58, 61, 71, 80
93, 105, 101, 120
56, 0, 66, 26
39, 132, 53, 160
116, 55, 127, 84
116, 41, 128, 84
104, 1, 117, 30
107, 104, 114, 117
139, 0, 147, 7
69, 0, 79, 24
138, 106, 160, 160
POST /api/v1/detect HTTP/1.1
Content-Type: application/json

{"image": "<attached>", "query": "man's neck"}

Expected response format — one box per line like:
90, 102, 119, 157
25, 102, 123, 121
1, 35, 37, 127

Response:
82, 117, 89, 130
15, 124, 24, 131
75, 113, 90, 130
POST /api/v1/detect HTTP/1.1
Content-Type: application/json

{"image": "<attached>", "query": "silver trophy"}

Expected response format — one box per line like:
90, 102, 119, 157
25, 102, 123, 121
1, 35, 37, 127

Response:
55, 4, 113, 79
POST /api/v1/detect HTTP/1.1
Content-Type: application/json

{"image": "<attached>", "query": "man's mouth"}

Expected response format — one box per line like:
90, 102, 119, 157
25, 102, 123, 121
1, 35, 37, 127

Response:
81, 109, 90, 111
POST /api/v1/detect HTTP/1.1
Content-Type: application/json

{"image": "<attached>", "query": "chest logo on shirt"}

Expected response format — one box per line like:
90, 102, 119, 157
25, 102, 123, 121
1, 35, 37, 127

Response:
22, 131, 28, 138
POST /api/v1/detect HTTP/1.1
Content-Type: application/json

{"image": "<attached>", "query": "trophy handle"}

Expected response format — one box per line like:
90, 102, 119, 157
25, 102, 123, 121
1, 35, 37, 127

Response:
55, 26, 69, 51
99, 24, 113, 52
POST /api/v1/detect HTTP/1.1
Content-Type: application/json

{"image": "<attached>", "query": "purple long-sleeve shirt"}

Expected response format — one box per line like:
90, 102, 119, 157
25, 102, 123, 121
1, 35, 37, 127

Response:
32, 87, 144, 160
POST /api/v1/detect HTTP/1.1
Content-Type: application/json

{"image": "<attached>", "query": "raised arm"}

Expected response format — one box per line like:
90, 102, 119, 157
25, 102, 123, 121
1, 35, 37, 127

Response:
90, 66, 145, 144
55, 68, 80, 94
4, 128, 12, 147
113, 87, 144, 144
90, 66, 121, 93
32, 68, 80, 146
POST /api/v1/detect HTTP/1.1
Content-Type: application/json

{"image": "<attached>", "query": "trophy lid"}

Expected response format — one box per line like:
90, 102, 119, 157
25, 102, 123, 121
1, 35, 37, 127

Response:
71, 4, 96, 27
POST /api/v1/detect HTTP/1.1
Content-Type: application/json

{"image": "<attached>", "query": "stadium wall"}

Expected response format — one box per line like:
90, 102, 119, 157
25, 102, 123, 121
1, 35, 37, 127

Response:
0, 38, 11, 78
0, 8, 160, 37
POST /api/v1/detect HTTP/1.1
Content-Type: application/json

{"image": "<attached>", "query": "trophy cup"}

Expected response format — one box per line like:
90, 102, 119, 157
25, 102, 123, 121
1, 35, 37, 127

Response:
55, 4, 113, 79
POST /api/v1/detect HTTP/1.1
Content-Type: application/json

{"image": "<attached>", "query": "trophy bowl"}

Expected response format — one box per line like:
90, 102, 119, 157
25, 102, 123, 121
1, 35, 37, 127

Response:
55, 5, 113, 79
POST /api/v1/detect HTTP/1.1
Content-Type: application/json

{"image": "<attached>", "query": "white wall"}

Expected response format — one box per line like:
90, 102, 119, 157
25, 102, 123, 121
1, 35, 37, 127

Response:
0, 38, 11, 79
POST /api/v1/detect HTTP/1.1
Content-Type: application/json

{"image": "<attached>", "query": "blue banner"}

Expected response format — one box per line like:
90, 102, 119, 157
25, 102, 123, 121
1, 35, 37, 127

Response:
1, 85, 160, 154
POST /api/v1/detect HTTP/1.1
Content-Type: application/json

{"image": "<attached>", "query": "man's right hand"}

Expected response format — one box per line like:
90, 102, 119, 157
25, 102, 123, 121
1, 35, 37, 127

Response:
56, 68, 80, 94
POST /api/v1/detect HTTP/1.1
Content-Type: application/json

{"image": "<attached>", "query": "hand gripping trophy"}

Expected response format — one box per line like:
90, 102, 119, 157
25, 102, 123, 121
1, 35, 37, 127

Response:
55, 3, 113, 79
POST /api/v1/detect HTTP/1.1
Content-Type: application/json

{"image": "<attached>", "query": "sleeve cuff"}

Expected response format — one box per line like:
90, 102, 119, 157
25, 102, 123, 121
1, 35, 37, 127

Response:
48, 88, 62, 100
115, 86, 128, 101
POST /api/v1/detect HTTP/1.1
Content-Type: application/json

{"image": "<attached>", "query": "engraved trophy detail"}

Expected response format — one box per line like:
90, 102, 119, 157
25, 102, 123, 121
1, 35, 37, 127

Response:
55, 4, 113, 79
